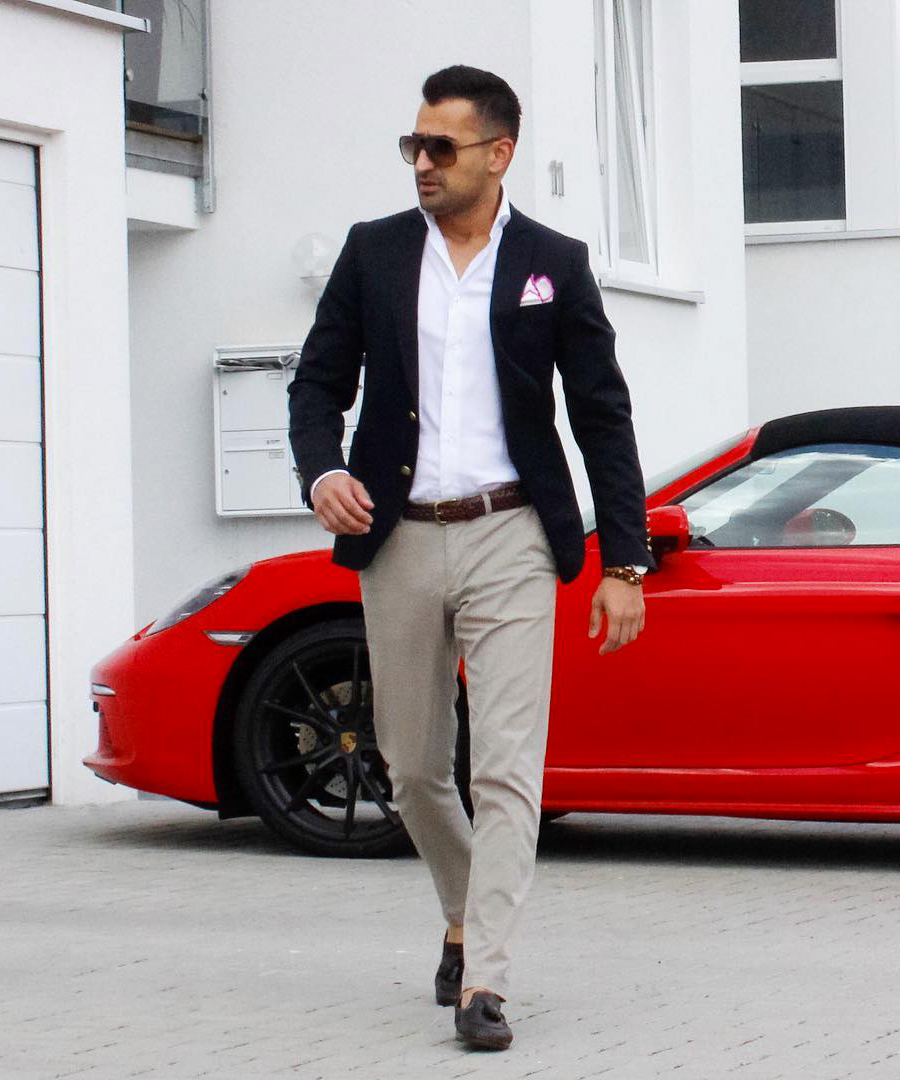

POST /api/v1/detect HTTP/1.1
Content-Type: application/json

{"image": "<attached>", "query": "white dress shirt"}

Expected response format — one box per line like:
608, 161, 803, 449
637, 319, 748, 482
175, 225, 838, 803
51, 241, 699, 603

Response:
311, 186, 518, 503
408, 184, 518, 501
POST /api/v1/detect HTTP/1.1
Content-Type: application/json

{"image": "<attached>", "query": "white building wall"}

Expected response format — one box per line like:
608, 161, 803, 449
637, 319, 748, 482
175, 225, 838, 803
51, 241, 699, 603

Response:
0, 0, 146, 804
746, 237, 900, 423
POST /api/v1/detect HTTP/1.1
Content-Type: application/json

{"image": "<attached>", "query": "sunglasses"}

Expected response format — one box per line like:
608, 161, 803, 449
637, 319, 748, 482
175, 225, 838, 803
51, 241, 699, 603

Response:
398, 133, 500, 168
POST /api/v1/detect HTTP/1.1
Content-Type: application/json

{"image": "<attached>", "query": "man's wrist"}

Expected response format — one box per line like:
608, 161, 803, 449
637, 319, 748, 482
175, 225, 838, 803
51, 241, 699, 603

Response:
310, 468, 350, 505
603, 565, 646, 586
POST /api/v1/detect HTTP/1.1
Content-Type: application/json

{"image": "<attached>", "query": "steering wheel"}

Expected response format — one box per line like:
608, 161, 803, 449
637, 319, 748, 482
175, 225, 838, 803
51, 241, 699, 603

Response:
782, 507, 856, 546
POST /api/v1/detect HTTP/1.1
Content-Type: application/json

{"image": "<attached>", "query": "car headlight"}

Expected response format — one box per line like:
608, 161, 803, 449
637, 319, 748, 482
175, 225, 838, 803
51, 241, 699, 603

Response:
145, 565, 251, 636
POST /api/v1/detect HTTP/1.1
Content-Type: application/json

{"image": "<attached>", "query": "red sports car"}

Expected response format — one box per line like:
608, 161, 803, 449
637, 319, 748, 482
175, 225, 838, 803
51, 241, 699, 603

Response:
85, 406, 900, 856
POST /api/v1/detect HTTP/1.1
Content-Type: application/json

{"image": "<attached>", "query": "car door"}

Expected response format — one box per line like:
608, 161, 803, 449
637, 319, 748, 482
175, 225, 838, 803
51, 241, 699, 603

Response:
546, 441, 900, 769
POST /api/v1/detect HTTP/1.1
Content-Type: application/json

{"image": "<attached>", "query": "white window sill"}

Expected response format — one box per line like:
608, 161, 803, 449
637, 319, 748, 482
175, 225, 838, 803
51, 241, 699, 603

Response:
746, 225, 900, 245
598, 277, 705, 304
745, 218, 845, 238
11, 0, 149, 32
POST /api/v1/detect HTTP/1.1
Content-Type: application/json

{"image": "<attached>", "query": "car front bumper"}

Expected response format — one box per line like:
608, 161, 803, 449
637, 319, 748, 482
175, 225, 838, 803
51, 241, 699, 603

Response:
84, 621, 244, 803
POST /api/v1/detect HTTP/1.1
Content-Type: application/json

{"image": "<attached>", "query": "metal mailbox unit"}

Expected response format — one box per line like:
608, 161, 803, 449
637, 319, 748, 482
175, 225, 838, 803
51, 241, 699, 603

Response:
212, 345, 361, 516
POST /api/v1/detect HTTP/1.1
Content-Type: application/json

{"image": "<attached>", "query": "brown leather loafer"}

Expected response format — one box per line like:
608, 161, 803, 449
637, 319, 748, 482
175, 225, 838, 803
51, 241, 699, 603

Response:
454, 990, 513, 1050
435, 931, 464, 1006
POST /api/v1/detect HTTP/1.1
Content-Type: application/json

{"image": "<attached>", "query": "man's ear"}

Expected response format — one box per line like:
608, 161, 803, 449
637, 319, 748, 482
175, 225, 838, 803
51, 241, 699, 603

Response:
489, 136, 515, 176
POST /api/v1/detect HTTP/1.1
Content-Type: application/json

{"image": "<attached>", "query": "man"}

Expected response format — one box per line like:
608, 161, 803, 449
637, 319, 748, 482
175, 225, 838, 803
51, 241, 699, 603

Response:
288, 64, 655, 1052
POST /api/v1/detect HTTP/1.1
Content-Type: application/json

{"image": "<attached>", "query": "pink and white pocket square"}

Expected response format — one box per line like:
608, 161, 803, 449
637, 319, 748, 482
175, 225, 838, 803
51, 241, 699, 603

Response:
519, 274, 554, 306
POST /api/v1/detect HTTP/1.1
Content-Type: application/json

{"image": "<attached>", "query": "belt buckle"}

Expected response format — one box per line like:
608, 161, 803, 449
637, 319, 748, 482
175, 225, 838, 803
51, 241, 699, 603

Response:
433, 499, 452, 525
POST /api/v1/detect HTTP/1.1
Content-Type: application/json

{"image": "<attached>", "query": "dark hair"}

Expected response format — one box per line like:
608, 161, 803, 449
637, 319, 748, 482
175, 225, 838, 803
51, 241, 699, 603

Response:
422, 65, 521, 143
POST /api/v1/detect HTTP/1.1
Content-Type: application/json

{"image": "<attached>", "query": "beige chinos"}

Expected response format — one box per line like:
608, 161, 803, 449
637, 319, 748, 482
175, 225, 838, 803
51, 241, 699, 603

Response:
357, 501, 557, 999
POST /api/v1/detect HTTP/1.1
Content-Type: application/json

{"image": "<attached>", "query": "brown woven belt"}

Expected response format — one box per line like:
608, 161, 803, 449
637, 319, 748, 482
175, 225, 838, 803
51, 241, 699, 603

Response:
402, 481, 530, 524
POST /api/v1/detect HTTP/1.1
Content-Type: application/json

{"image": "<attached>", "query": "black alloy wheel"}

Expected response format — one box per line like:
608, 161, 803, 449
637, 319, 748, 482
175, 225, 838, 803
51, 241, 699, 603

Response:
233, 618, 472, 857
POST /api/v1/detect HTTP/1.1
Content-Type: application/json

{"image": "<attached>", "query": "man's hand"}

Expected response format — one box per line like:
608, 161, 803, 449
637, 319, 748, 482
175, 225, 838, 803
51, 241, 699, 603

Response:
588, 576, 645, 655
312, 473, 374, 535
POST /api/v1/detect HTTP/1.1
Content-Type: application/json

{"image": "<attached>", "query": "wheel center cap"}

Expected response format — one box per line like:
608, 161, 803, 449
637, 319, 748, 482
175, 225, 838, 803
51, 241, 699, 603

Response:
340, 731, 357, 754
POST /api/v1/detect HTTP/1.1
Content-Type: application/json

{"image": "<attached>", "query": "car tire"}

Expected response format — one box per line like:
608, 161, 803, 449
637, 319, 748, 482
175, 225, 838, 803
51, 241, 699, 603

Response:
233, 618, 471, 857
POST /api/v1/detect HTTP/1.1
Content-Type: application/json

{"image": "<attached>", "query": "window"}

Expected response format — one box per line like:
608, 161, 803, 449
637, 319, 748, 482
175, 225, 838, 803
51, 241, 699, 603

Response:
644, 431, 752, 498
740, 0, 837, 62
593, 0, 656, 281
740, 0, 845, 232
677, 443, 900, 548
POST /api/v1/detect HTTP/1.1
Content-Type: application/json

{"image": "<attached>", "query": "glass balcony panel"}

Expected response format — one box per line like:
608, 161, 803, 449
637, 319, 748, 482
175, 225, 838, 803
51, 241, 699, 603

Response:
123, 0, 207, 136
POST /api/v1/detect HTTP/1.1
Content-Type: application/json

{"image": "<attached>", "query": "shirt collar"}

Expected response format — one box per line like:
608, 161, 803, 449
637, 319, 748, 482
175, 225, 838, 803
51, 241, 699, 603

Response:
419, 184, 511, 240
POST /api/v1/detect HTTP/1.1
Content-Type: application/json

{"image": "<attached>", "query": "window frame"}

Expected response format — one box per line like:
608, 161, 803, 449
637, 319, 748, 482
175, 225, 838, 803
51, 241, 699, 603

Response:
594, 0, 659, 283
740, 0, 846, 236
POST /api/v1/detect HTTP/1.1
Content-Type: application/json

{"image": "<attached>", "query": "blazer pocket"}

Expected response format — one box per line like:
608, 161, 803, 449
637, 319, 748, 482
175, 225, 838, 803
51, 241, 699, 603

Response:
515, 302, 557, 333
513, 302, 556, 349
516, 300, 555, 316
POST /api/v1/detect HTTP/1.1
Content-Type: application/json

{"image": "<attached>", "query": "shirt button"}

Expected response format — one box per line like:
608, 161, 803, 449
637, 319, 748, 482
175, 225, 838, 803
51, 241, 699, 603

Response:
400, 465, 412, 476
408, 410, 417, 421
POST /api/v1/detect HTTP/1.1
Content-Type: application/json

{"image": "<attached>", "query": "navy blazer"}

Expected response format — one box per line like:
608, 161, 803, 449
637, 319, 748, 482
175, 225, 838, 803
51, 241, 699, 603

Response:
287, 203, 656, 584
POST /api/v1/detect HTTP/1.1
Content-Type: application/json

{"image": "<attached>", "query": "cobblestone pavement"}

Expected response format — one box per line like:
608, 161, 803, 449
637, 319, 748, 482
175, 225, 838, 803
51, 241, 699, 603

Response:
3, 800, 900, 1080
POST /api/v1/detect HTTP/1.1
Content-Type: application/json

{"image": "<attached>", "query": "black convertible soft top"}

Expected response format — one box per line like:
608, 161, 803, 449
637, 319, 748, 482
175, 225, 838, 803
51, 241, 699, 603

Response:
751, 405, 900, 459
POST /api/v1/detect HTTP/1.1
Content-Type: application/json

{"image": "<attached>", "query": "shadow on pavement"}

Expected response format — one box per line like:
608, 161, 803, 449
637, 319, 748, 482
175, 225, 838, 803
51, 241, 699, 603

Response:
537, 812, 900, 871
90, 801, 900, 871
93, 809, 289, 855
91, 804, 420, 861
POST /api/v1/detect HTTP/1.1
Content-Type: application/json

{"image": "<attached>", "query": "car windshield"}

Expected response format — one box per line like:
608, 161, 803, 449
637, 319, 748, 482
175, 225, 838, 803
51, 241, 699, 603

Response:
580, 429, 751, 535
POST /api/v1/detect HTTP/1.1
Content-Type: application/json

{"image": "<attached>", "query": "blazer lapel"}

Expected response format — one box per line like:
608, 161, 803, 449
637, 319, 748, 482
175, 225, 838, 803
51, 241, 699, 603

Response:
490, 205, 536, 353
391, 210, 427, 404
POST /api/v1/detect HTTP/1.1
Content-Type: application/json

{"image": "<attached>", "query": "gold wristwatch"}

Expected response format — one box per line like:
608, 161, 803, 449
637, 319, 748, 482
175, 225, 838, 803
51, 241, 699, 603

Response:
602, 565, 646, 586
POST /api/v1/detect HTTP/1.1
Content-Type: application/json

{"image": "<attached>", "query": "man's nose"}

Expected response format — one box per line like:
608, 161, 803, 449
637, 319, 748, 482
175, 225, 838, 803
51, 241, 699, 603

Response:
414, 147, 435, 171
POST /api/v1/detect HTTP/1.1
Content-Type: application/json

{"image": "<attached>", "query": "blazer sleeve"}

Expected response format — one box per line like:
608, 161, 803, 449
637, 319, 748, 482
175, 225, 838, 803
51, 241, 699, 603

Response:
555, 240, 657, 572
287, 223, 365, 507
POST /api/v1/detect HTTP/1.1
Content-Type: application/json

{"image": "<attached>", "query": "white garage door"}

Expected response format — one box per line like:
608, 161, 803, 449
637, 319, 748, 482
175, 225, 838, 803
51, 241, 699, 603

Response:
0, 140, 49, 800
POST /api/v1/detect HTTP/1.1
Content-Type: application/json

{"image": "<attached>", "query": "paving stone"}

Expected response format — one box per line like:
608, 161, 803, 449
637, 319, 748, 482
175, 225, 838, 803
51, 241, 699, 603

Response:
2, 802, 899, 1079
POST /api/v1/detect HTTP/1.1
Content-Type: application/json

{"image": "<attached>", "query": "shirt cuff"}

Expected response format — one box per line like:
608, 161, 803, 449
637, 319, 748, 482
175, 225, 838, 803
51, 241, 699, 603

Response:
310, 468, 350, 503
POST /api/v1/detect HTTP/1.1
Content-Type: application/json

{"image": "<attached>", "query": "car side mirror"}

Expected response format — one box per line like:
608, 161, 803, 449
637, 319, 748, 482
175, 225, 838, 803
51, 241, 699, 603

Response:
647, 504, 691, 562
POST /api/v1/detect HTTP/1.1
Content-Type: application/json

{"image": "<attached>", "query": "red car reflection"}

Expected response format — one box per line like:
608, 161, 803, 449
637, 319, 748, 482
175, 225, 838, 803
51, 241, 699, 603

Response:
85, 406, 900, 856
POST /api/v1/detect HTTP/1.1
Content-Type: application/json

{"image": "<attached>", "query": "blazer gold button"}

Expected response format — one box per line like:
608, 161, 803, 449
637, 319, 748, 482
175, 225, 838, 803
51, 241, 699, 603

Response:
400, 465, 412, 476
409, 411, 417, 421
